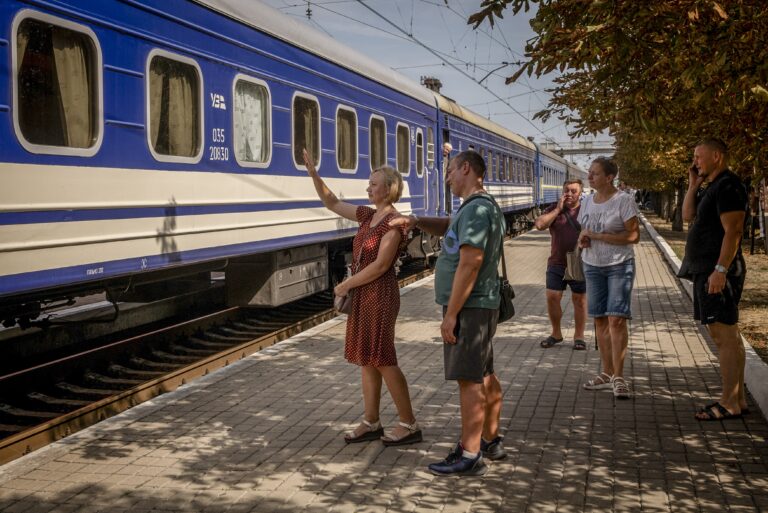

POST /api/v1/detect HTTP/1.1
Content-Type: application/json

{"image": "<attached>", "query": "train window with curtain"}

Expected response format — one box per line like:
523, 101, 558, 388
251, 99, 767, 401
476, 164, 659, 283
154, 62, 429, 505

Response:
396, 123, 409, 175
233, 75, 271, 167
369, 115, 386, 170
336, 106, 357, 172
501, 155, 506, 181
148, 52, 202, 161
415, 129, 424, 176
15, 14, 103, 156
489, 152, 496, 181
426, 127, 435, 168
293, 93, 320, 168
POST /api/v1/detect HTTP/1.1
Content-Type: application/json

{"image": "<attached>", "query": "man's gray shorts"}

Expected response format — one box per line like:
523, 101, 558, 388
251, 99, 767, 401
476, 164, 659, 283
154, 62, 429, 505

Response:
443, 307, 497, 383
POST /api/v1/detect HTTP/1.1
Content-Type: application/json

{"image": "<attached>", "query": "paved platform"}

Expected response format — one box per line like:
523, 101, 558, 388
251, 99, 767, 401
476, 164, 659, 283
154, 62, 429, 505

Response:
1, 228, 767, 513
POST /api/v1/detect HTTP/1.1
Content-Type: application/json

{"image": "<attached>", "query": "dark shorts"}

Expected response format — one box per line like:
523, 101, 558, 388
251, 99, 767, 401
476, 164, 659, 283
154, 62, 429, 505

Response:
546, 264, 586, 294
693, 271, 745, 325
442, 307, 497, 383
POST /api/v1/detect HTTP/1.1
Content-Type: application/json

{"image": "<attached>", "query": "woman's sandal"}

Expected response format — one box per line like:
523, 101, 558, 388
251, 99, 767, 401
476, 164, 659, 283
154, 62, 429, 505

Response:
573, 339, 587, 351
344, 419, 384, 444
612, 377, 632, 400
583, 372, 613, 390
381, 421, 423, 447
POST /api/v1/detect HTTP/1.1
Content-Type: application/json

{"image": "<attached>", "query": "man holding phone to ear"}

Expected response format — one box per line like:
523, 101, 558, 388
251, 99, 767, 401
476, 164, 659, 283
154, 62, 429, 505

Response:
681, 137, 748, 421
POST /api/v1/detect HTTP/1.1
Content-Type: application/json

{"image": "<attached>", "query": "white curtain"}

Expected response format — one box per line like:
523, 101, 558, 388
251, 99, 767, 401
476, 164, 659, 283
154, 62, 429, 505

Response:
168, 71, 195, 156
235, 83, 264, 162
337, 112, 353, 168
149, 65, 163, 151
303, 105, 317, 161
52, 28, 91, 147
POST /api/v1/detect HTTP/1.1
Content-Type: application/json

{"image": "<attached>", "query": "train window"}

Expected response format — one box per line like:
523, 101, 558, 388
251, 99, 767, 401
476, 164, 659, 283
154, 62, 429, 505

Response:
369, 115, 386, 170
336, 106, 357, 172
490, 152, 495, 180
293, 93, 321, 168
396, 123, 409, 175
147, 51, 203, 161
426, 127, 435, 168
14, 13, 103, 156
233, 75, 271, 167
415, 129, 424, 176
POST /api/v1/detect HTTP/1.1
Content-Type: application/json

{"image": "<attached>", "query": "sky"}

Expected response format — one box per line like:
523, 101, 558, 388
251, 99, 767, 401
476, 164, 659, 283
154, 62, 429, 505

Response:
260, 0, 613, 169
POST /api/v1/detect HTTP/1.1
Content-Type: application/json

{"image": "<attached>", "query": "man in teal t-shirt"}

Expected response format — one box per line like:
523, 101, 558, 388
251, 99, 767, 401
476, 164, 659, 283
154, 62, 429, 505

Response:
392, 150, 505, 477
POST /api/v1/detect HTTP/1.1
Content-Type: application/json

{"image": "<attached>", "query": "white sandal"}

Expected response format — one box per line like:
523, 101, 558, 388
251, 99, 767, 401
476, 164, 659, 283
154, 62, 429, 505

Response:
612, 377, 632, 400
583, 372, 613, 390
344, 419, 383, 444
381, 421, 423, 447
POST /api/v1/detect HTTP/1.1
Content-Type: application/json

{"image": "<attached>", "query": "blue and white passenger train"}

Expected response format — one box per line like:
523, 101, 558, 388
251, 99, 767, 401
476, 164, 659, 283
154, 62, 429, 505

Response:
0, 0, 586, 326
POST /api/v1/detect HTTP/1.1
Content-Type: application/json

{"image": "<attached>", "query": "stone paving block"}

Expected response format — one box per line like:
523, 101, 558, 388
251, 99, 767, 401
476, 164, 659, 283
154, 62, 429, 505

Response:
2, 230, 768, 513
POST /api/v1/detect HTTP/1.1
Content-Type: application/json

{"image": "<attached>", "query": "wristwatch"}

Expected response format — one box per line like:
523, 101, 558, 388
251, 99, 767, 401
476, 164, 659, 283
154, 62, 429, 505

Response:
714, 264, 727, 274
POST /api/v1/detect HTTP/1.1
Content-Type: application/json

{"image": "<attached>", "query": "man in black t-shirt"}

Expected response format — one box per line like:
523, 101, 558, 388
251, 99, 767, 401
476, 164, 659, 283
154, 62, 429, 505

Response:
681, 137, 748, 421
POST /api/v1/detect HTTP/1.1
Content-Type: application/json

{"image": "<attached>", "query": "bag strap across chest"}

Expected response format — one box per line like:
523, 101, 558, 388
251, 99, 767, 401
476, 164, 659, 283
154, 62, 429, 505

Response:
459, 194, 508, 281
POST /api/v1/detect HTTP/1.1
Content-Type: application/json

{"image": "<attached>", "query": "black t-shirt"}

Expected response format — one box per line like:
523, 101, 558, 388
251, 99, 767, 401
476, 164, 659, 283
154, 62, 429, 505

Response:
684, 170, 747, 274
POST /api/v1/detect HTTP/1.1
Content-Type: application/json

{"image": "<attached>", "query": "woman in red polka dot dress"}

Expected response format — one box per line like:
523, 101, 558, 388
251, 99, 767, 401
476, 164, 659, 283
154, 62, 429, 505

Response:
304, 149, 421, 447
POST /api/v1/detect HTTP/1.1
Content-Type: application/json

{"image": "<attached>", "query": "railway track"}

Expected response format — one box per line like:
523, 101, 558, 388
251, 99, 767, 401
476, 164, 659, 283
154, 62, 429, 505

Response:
0, 263, 434, 465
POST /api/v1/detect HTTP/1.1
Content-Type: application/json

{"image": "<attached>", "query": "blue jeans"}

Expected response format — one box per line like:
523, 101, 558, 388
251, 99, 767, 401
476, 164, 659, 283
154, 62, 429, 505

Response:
583, 259, 635, 318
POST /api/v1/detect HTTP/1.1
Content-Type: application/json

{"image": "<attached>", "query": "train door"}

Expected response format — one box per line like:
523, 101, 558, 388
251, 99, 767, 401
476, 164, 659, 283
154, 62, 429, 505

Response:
442, 129, 452, 215
425, 126, 439, 216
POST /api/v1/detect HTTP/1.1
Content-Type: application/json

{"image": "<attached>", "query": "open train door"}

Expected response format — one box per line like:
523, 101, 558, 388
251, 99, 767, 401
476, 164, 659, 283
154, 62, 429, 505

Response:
441, 129, 453, 215
425, 127, 439, 216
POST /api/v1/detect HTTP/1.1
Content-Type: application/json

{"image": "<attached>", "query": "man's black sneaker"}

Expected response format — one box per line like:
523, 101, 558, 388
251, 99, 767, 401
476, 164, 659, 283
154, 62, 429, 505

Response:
480, 436, 507, 460
428, 443, 488, 476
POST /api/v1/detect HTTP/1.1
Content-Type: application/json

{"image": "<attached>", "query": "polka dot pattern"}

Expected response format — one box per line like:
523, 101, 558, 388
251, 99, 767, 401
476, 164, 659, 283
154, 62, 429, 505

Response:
344, 206, 407, 367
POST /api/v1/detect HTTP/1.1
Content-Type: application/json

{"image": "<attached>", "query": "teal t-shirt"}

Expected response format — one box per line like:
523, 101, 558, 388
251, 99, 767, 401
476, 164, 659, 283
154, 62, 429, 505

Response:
434, 193, 505, 309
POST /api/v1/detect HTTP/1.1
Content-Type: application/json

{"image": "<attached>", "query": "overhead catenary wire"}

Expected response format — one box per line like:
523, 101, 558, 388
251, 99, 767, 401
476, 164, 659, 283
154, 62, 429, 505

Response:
354, 0, 559, 145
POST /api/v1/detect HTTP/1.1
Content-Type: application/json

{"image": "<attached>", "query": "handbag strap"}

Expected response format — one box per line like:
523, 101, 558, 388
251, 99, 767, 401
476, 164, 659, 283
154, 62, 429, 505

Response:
562, 207, 581, 233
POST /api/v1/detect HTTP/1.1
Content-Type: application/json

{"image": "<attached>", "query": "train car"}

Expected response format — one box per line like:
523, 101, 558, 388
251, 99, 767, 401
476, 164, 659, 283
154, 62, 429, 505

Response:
434, 95, 537, 234
566, 160, 589, 192
0, 0, 440, 326
0, 0, 572, 328
530, 145, 568, 208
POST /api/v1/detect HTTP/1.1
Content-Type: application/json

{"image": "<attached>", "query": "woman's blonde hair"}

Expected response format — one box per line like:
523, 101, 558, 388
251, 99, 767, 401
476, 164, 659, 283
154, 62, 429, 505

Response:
372, 166, 403, 204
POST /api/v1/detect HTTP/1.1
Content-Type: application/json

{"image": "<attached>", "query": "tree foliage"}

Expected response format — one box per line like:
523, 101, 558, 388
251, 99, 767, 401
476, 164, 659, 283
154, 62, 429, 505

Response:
469, 0, 768, 188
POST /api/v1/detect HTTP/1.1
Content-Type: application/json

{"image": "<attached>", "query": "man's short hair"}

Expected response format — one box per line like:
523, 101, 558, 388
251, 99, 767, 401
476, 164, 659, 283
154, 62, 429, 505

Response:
453, 150, 486, 178
696, 137, 729, 157
592, 156, 619, 178
563, 179, 583, 191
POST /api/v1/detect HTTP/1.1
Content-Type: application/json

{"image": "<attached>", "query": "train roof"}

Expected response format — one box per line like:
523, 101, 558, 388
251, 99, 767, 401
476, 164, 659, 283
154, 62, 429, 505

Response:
434, 94, 536, 152
538, 146, 568, 165
192, 0, 436, 108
